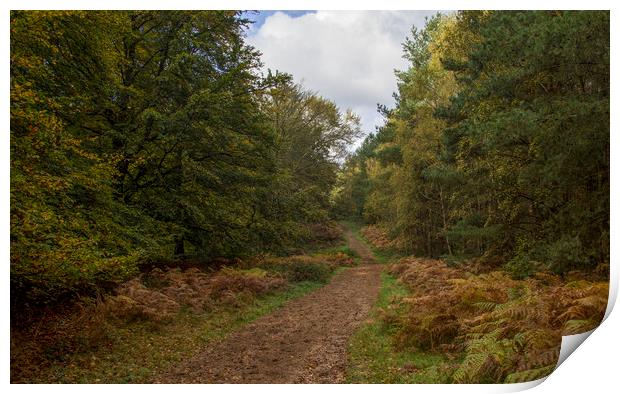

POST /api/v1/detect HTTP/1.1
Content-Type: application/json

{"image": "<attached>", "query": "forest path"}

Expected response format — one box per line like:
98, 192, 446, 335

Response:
155, 225, 381, 383
342, 225, 376, 263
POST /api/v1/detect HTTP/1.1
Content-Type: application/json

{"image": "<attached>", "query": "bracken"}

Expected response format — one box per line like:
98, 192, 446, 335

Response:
383, 258, 608, 383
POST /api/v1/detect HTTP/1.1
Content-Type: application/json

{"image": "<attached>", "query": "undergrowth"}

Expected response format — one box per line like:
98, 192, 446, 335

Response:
345, 224, 608, 384
11, 251, 354, 383
382, 258, 608, 383
347, 272, 455, 383
342, 221, 402, 264
12, 281, 322, 383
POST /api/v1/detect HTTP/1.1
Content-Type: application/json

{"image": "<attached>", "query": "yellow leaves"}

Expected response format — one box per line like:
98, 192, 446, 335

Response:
428, 13, 479, 69
127, 155, 147, 171
31, 174, 70, 192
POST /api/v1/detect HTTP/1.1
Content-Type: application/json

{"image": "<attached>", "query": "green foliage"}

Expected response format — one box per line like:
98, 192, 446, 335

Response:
10, 11, 169, 306
258, 257, 334, 283
335, 11, 609, 274
285, 260, 332, 283
11, 11, 360, 308
504, 256, 540, 280
544, 236, 587, 274
339, 247, 359, 258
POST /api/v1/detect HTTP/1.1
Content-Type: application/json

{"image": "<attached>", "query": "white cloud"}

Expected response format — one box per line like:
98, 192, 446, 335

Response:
246, 11, 438, 141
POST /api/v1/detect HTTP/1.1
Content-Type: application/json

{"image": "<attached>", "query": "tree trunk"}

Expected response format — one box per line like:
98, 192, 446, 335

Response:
174, 236, 185, 257
439, 186, 453, 256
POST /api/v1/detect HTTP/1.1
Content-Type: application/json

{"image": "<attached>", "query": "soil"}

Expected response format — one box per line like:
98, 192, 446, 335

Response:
155, 226, 381, 383
343, 226, 376, 264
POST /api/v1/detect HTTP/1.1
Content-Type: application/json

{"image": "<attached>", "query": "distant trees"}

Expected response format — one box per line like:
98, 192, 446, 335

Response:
11, 11, 359, 306
266, 83, 361, 223
334, 11, 609, 276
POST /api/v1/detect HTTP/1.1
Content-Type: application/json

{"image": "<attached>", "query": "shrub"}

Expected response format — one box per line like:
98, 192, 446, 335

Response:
209, 267, 287, 301
254, 251, 355, 283
259, 257, 333, 283
361, 225, 394, 249
286, 259, 332, 282
314, 252, 357, 268
545, 236, 588, 274
109, 278, 181, 323
306, 221, 344, 244
102, 265, 288, 323
504, 256, 540, 279
339, 247, 359, 258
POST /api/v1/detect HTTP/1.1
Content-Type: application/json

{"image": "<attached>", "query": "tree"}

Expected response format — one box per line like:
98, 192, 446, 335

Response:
337, 11, 609, 274
438, 11, 609, 272
10, 11, 365, 307
261, 82, 361, 247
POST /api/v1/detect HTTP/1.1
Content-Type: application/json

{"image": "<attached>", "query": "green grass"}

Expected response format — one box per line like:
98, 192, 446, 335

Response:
369, 247, 399, 265
346, 272, 454, 383
37, 281, 325, 383
340, 220, 403, 264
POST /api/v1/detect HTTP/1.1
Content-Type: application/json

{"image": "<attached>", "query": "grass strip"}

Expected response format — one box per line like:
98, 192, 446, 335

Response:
346, 272, 453, 383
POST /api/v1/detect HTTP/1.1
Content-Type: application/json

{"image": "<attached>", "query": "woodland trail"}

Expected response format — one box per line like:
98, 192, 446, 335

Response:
155, 226, 381, 383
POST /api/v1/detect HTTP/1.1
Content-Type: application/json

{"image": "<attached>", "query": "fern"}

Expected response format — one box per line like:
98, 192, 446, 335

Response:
453, 352, 489, 383
382, 257, 608, 383
563, 319, 596, 335
505, 365, 555, 383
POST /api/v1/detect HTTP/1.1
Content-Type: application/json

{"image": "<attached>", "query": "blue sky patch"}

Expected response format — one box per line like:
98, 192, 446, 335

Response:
242, 10, 315, 33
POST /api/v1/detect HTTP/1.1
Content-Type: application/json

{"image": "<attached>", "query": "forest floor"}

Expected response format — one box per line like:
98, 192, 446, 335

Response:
155, 227, 382, 383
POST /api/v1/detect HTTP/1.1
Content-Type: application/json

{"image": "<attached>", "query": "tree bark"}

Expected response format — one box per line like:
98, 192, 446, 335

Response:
439, 186, 453, 255
174, 236, 185, 257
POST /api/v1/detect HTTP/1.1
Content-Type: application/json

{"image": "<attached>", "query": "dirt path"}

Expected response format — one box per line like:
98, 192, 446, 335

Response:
155, 226, 381, 383
343, 225, 376, 263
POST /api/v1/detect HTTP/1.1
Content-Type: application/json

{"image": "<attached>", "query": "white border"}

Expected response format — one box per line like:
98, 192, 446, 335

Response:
0, 1, 617, 11
3, 1, 618, 393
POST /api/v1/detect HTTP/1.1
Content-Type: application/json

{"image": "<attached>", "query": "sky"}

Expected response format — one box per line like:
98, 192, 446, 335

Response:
243, 10, 439, 144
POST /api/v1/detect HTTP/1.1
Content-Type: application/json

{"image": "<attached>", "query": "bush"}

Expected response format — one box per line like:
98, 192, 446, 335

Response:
258, 257, 333, 283
330, 251, 357, 266
339, 247, 359, 258
209, 267, 287, 302
361, 225, 394, 249
101, 265, 289, 324
504, 256, 541, 279
545, 236, 587, 274
506, 235, 594, 279
286, 259, 332, 282
305, 221, 344, 245
252, 251, 357, 283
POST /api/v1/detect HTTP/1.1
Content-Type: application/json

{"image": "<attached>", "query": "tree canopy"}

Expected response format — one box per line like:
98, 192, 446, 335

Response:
334, 11, 609, 277
11, 10, 609, 307
11, 10, 360, 306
